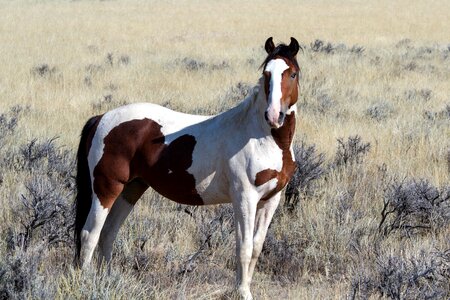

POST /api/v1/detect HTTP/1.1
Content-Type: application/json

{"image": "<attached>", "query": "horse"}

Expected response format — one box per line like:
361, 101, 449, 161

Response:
74, 37, 300, 299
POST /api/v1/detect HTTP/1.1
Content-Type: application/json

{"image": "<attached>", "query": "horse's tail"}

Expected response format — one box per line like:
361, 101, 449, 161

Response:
74, 115, 100, 264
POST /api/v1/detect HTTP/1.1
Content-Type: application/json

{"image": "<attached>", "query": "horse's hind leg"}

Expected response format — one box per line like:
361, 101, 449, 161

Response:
80, 179, 124, 269
98, 179, 149, 266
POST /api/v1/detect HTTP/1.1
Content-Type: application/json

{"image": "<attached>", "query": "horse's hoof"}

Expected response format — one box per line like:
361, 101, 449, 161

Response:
237, 287, 253, 300
219, 288, 252, 300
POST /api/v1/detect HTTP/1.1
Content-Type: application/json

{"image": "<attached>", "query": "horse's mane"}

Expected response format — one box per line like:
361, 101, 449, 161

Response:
260, 43, 300, 70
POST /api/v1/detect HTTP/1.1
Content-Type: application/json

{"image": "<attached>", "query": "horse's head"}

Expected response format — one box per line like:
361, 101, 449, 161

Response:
261, 37, 300, 128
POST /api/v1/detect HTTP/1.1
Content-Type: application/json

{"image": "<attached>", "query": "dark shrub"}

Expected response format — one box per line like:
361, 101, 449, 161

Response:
285, 141, 326, 209
31, 64, 57, 78
178, 205, 234, 275
14, 176, 74, 250
85, 64, 105, 75
365, 101, 395, 121
447, 149, 450, 174
8, 138, 76, 250
310, 39, 364, 55
106, 53, 114, 66
350, 249, 450, 300
316, 93, 336, 114
221, 82, 252, 104
0, 105, 26, 145
92, 94, 128, 112
0, 105, 28, 170
118, 55, 130, 66
310, 39, 335, 54
180, 57, 207, 71
334, 135, 371, 168
18, 138, 75, 180
0, 244, 52, 299
176, 57, 230, 72
405, 89, 432, 101
209, 60, 230, 70
379, 179, 450, 236
424, 104, 450, 121
258, 231, 305, 283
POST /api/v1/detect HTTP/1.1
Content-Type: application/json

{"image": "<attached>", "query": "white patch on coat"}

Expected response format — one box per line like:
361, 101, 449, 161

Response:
286, 104, 297, 160
286, 103, 297, 115
80, 195, 109, 267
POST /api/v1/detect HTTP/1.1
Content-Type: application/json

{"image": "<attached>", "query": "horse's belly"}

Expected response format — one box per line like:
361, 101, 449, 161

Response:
146, 170, 228, 206
194, 171, 231, 205
151, 183, 204, 205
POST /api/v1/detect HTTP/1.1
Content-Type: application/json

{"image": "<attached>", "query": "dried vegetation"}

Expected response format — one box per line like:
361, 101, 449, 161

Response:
0, 1, 449, 299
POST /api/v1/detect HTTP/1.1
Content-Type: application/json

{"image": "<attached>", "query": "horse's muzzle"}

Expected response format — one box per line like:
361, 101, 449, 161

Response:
264, 111, 284, 128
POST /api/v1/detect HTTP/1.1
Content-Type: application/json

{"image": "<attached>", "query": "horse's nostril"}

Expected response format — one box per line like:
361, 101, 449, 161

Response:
278, 112, 285, 124
264, 111, 269, 121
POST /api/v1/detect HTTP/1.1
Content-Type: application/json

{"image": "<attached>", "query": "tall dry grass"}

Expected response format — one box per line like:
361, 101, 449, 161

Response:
0, 1, 449, 299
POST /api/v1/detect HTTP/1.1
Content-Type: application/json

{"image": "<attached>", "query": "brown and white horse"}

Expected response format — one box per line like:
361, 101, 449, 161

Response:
75, 37, 300, 299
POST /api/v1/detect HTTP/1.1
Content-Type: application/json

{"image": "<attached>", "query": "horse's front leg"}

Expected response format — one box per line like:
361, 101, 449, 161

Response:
248, 192, 281, 281
232, 189, 258, 300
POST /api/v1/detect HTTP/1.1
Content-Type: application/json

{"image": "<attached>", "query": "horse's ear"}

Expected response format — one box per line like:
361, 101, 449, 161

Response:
289, 37, 300, 56
264, 37, 275, 54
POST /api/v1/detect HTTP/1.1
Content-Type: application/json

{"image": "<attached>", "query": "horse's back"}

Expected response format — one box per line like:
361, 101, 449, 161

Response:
88, 102, 220, 205
105, 102, 210, 130
89, 102, 211, 160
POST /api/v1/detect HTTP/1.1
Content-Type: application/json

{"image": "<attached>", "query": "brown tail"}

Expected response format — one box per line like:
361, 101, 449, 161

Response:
74, 116, 100, 264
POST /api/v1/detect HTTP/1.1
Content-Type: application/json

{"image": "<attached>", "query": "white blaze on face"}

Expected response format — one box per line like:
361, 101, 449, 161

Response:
265, 58, 289, 127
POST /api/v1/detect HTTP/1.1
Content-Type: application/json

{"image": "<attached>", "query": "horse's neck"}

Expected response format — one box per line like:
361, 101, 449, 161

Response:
215, 77, 295, 148
218, 78, 269, 132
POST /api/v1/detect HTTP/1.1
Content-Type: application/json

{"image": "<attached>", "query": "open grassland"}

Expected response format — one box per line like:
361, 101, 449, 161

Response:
0, 0, 449, 299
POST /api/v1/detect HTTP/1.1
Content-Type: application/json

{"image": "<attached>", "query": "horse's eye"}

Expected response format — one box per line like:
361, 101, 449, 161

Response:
291, 73, 297, 79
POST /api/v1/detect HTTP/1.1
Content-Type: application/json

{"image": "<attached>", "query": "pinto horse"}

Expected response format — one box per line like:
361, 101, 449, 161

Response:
75, 37, 300, 299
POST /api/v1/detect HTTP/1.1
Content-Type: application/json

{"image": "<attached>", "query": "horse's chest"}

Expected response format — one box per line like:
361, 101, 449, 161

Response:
253, 118, 296, 200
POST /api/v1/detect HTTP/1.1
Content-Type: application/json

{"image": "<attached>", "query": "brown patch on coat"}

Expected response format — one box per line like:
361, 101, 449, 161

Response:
255, 112, 297, 200
280, 59, 299, 108
255, 169, 278, 186
92, 118, 203, 208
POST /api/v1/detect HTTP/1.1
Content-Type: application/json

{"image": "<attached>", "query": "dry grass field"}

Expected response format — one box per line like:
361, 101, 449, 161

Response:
0, 0, 449, 299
